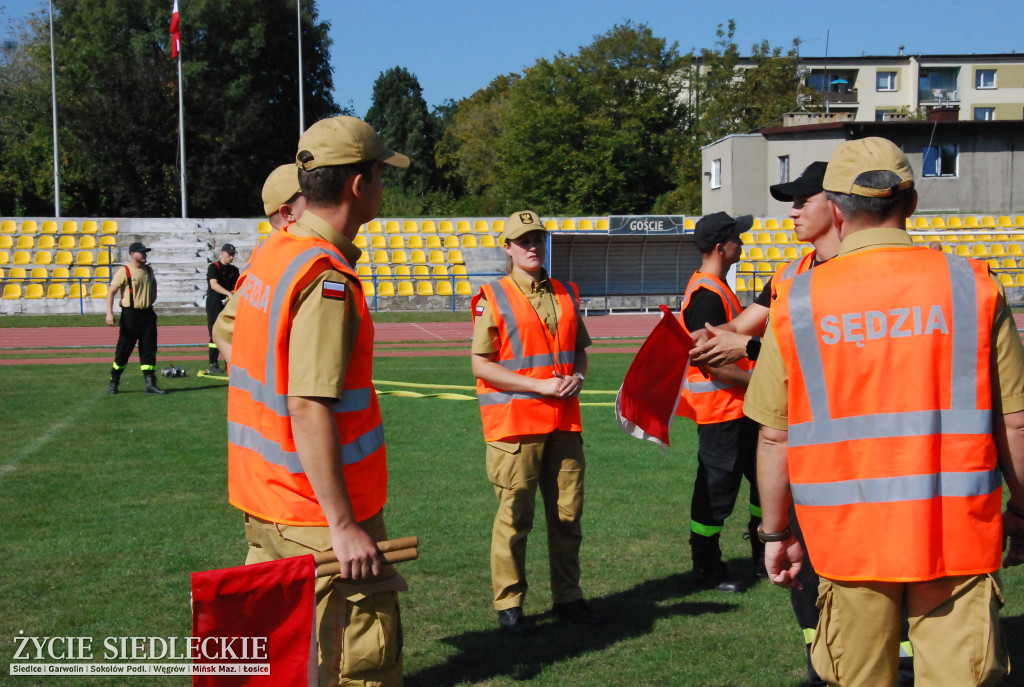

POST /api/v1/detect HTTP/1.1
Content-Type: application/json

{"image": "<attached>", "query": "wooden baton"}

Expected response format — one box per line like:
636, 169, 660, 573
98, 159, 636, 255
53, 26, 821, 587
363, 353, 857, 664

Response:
313, 536, 419, 578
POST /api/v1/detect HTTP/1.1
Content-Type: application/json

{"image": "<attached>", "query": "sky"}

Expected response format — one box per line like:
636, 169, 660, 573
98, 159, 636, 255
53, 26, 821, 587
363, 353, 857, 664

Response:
1, 0, 1022, 118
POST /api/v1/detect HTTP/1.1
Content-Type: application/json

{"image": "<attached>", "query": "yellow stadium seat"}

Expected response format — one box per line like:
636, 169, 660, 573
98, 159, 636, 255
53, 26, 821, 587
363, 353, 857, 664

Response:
480, 235, 496, 248
990, 244, 1006, 257
370, 235, 387, 249
461, 235, 477, 248
750, 219, 763, 230
964, 216, 980, 228
954, 245, 971, 256
738, 262, 754, 274
0, 251, 8, 266
783, 247, 799, 260
97, 250, 112, 265
409, 250, 427, 265
981, 216, 996, 228
391, 250, 408, 264
3, 283, 22, 299
99, 236, 116, 247
76, 251, 94, 265
766, 247, 782, 260
447, 250, 463, 264
68, 283, 83, 298
987, 259, 1000, 270
904, 218, 912, 230
436, 280, 452, 296
55, 250, 73, 265
37, 235, 55, 250
394, 265, 411, 278
972, 245, 990, 258
752, 277, 766, 291
801, 246, 813, 256
773, 232, 790, 245
403, 220, 420, 234
455, 280, 472, 296
388, 235, 404, 249
0, 267, 5, 280
81, 220, 98, 234
1016, 274, 1024, 288
1014, 216, 1024, 228
38, 220, 56, 235
579, 220, 594, 231
416, 281, 433, 296
429, 250, 445, 264
29, 267, 47, 280
356, 265, 371, 278
455, 220, 471, 234
756, 262, 773, 274
377, 281, 395, 297
100, 220, 118, 234
1008, 244, 1023, 256
1001, 258, 1018, 269
407, 235, 423, 249
78, 235, 97, 250
90, 282, 108, 298
747, 247, 765, 260
9, 267, 26, 279
425, 235, 441, 249
396, 281, 414, 296
475, 220, 491, 234
443, 235, 459, 249
756, 232, 773, 245
34, 251, 52, 265
432, 265, 449, 278
765, 219, 780, 230
452, 265, 467, 277
0, 236, 11, 249
16, 235, 34, 249
439, 221, 454, 234
356, 250, 369, 264
739, 232, 754, 244
781, 219, 794, 230
25, 283, 43, 299
13, 251, 31, 265
362, 281, 375, 298
374, 265, 392, 278
363, 221, 380, 234
543, 220, 558, 232
597, 219, 609, 231
258, 221, 273, 234
999, 273, 1014, 288
560, 219, 577, 231
930, 217, 946, 229
385, 221, 400, 234
51, 267, 70, 282
412, 265, 429, 278
1, 220, 16, 233
735, 277, 749, 292
46, 283, 66, 299
93, 266, 108, 280
372, 250, 389, 264
947, 216, 963, 228
493, 220, 505, 235
55, 220, 76, 234
421, 221, 437, 234
913, 217, 929, 229
20, 221, 37, 234
353, 235, 368, 249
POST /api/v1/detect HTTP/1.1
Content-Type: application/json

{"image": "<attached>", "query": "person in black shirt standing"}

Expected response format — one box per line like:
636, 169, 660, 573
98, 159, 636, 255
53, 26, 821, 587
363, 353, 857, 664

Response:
205, 243, 239, 374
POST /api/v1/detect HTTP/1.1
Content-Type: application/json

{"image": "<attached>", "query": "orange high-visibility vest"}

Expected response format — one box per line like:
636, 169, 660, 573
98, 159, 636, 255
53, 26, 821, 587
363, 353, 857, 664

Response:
770, 251, 816, 300
772, 246, 1002, 581
227, 228, 387, 526
676, 271, 753, 424
472, 276, 583, 442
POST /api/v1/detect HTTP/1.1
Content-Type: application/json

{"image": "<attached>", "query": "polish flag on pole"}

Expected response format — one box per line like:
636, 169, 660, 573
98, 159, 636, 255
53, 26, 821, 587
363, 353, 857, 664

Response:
169, 0, 181, 59
614, 305, 692, 450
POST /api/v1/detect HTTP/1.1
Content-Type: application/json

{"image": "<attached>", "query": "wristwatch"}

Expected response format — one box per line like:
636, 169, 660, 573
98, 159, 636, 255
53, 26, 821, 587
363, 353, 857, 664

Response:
746, 336, 761, 361
575, 373, 585, 383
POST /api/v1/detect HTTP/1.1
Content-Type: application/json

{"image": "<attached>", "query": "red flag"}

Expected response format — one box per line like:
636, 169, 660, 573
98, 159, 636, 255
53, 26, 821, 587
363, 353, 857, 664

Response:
191, 555, 317, 687
615, 305, 692, 449
169, 0, 181, 59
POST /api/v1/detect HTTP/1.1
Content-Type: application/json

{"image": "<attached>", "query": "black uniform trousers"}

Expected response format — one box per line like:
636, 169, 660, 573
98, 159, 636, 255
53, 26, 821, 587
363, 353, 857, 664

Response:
691, 415, 760, 531
114, 307, 158, 369
206, 295, 226, 365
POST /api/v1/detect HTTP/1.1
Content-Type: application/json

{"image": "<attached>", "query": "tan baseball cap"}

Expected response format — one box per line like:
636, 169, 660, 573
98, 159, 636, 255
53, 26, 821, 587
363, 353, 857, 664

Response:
501, 210, 547, 242
823, 137, 915, 197
296, 116, 410, 171
261, 164, 301, 216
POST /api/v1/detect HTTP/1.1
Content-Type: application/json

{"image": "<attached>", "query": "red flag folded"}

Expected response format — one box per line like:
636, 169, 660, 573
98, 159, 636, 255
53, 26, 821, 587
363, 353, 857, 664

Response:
615, 304, 692, 449
169, 0, 181, 59
191, 555, 317, 687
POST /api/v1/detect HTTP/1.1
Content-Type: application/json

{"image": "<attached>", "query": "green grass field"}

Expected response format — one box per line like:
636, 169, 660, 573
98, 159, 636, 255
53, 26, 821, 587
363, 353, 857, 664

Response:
2, 353, 1023, 686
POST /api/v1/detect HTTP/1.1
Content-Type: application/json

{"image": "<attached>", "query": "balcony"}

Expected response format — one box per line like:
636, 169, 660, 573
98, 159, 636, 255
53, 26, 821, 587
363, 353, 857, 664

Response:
821, 90, 859, 104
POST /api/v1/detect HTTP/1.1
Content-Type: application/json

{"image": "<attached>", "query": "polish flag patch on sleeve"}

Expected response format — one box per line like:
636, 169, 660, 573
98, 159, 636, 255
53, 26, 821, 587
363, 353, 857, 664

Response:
474, 304, 484, 316
322, 280, 346, 301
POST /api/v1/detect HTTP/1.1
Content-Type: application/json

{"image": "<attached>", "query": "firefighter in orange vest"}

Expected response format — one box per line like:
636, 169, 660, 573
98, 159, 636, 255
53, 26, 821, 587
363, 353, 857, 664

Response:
676, 212, 759, 593
214, 116, 409, 686
471, 210, 603, 636
746, 137, 1024, 686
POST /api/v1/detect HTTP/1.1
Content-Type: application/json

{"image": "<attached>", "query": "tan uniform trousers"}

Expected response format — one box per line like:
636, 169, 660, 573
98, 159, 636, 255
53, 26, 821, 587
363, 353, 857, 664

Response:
811, 573, 1008, 687
486, 430, 585, 611
244, 511, 406, 687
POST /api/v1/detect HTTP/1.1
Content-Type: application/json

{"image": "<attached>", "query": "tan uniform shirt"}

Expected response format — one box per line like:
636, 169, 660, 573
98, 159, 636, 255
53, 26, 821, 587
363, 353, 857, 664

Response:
214, 211, 363, 401
110, 264, 156, 309
744, 227, 1024, 431
471, 268, 592, 355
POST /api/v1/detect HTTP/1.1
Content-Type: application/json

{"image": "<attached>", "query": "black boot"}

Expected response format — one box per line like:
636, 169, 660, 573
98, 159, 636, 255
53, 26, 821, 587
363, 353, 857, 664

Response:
144, 371, 167, 395
691, 533, 744, 593
747, 517, 768, 581
108, 366, 123, 394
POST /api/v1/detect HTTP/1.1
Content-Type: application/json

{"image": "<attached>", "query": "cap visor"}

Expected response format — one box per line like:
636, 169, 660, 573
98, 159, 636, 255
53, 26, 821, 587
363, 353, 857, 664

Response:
770, 179, 819, 202
381, 149, 410, 168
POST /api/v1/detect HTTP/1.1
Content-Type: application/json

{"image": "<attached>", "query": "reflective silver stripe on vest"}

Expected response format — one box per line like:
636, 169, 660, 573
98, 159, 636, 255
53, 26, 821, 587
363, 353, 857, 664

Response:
228, 421, 385, 474
792, 467, 1002, 507
478, 390, 548, 405
787, 253, 990, 449
229, 363, 372, 417
778, 256, 804, 282
487, 279, 575, 372
685, 276, 740, 319
682, 377, 737, 393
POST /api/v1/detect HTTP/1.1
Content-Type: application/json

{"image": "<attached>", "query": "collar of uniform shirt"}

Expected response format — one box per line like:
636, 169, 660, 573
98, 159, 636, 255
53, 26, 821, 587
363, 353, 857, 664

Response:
290, 209, 362, 267
510, 267, 551, 294
838, 226, 913, 255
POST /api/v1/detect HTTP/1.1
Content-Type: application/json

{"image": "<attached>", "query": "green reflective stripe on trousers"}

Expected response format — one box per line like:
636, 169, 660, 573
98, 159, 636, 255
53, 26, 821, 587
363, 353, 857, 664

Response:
690, 520, 723, 537
900, 641, 914, 658
750, 504, 762, 518
112, 362, 125, 370
802, 627, 815, 645
140, 365, 155, 371
208, 343, 218, 348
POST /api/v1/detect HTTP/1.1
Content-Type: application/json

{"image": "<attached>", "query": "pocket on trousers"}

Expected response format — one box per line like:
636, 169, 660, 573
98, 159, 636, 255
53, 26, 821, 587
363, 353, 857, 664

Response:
485, 442, 521, 489
341, 590, 402, 677
810, 581, 841, 686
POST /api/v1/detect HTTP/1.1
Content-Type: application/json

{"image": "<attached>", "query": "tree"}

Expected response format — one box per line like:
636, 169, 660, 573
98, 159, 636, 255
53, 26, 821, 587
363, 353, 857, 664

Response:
365, 66, 440, 198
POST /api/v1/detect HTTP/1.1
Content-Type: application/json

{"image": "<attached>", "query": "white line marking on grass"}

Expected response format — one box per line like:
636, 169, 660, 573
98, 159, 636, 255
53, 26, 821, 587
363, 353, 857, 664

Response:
411, 324, 445, 341
0, 394, 99, 481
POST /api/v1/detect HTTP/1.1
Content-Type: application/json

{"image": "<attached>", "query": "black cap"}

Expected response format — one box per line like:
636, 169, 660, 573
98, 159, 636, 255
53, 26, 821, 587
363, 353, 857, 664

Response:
128, 242, 151, 254
221, 243, 236, 256
694, 212, 753, 253
770, 161, 828, 202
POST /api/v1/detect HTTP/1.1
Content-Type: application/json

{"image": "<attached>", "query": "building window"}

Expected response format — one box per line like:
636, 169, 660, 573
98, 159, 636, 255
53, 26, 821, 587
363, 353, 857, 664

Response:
974, 107, 995, 121
975, 69, 996, 89
876, 71, 897, 91
922, 145, 958, 177
710, 159, 722, 189
778, 156, 790, 184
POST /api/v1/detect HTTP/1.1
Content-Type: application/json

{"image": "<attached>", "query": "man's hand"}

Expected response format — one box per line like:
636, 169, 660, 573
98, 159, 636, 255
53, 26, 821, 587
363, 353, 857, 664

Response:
1003, 509, 1024, 568
553, 372, 583, 398
690, 323, 751, 367
765, 537, 805, 589
105, 313, 115, 326
329, 522, 385, 581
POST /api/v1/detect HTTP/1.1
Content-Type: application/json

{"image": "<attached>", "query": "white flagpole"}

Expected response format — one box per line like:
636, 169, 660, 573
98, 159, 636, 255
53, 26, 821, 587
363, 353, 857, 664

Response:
297, 0, 304, 136
48, 0, 61, 217
177, 50, 187, 218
